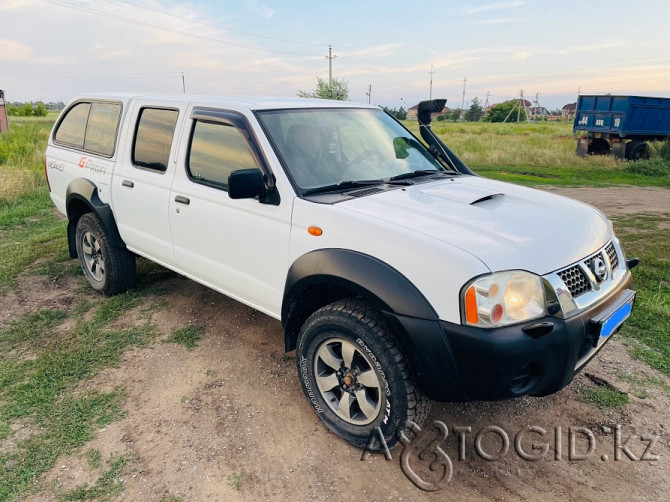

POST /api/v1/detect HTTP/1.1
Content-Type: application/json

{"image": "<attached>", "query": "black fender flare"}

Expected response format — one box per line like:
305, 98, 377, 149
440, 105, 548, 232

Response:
65, 178, 126, 257
282, 248, 466, 401
281, 248, 438, 349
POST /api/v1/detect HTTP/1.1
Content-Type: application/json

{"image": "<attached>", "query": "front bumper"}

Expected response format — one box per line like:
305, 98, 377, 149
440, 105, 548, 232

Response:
387, 273, 634, 402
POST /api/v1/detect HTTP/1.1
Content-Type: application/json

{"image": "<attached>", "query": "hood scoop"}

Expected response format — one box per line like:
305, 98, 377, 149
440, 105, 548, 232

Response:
420, 183, 504, 205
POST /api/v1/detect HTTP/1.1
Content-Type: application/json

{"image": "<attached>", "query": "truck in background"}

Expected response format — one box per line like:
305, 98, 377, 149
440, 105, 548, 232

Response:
574, 95, 670, 160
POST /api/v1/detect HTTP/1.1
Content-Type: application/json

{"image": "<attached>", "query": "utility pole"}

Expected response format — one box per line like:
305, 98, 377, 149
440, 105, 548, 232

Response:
326, 45, 337, 85
428, 65, 435, 99
460, 77, 467, 113
366, 85, 373, 104
481, 91, 490, 121
181, 72, 186, 94
518, 90, 529, 122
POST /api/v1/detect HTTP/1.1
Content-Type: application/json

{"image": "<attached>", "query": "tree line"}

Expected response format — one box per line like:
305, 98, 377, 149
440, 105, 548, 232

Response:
298, 77, 563, 123
6, 102, 50, 117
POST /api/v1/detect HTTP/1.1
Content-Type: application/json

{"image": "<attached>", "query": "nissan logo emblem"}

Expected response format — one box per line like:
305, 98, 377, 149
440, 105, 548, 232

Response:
591, 256, 607, 282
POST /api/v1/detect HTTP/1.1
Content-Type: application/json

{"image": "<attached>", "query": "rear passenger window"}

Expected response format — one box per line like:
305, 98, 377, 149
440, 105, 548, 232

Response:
54, 103, 91, 148
54, 101, 121, 157
84, 103, 122, 156
187, 121, 259, 190
133, 108, 179, 173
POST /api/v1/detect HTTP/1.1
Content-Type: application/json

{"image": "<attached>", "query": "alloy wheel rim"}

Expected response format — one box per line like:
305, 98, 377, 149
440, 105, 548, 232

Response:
313, 337, 383, 425
81, 231, 105, 282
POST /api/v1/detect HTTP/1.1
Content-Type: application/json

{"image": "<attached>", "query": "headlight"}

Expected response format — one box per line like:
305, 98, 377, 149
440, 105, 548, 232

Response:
462, 271, 546, 328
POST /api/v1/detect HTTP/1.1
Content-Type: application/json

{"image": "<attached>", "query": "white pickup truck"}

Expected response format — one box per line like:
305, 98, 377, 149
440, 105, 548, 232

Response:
46, 94, 637, 449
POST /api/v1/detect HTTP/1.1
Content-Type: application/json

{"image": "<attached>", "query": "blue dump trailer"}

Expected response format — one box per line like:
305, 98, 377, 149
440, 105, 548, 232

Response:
574, 95, 670, 160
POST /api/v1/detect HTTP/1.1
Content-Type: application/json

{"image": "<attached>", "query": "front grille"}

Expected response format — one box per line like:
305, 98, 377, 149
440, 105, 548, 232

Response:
583, 252, 604, 273
605, 242, 619, 269
558, 265, 592, 298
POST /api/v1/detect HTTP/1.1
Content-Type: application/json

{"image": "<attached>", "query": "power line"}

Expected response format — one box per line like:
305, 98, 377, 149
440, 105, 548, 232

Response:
115, 0, 329, 47
39, 0, 322, 57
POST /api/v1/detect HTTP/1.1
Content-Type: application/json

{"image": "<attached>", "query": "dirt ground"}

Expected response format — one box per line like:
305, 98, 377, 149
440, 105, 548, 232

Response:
541, 185, 670, 216
6, 186, 670, 501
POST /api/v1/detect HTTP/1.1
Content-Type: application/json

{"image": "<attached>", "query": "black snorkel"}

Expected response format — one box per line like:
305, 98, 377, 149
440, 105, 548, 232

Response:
417, 99, 476, 176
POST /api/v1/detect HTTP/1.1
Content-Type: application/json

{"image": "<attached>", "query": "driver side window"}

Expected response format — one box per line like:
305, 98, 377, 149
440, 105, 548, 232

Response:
187, 121, 260, 190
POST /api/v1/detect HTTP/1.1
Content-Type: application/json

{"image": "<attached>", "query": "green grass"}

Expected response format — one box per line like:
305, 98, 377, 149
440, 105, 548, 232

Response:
578, 386, 630, 409
0, 291, 160, 501
403, 120, 670, 187
227, 472, 247, 491
0, 188, 68, 290
615, 370, 670, 398
84, 449, 102, 469
0, 116, 54, 172
166, 325, 204, 350
612, 214, 670, 376
159, 495, 185, 502
60, 454, 131, 501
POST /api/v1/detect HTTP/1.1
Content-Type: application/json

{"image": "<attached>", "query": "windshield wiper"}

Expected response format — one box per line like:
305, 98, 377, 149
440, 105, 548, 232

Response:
388, 169, 449, 181
302, 179, 386, 196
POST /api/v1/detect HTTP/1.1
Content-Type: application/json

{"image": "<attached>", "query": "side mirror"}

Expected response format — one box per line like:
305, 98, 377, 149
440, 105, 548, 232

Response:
228, 169, 263, 199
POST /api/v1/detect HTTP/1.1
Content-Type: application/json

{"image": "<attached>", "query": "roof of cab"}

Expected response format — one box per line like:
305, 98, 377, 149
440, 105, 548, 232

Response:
70, 93, 375, 111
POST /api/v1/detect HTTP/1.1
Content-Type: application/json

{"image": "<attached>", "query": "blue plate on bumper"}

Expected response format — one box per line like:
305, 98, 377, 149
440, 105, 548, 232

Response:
591, 289, 636, 344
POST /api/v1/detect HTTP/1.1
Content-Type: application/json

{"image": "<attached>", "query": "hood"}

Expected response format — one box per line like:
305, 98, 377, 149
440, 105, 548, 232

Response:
339, 176, 610, 275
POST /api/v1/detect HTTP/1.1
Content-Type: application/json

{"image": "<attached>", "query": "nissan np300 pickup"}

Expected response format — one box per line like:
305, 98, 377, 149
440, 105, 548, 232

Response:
46, 95, 637, 448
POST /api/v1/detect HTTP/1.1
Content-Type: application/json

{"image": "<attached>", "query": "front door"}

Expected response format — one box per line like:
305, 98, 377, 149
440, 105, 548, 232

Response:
169, 109, 291, 318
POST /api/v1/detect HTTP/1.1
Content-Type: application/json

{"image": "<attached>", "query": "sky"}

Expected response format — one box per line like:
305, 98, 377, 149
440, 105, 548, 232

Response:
1, 0, 669, 110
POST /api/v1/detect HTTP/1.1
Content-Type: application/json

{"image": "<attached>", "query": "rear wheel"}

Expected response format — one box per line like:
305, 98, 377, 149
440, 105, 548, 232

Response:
625, 141, 650, 161
296, 299, 429, 449
75, 213, 136, 295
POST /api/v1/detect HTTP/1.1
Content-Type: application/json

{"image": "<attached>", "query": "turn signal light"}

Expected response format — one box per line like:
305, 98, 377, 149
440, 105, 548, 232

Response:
465, 286, 478, 324
308, 226, 323, 236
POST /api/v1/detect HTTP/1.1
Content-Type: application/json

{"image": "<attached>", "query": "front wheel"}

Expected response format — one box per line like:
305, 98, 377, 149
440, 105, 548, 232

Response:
296, 299, 429, 449
75, 213, 136, 295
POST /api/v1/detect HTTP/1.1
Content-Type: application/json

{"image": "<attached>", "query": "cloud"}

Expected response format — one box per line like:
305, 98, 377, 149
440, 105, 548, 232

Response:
0, 38, 32, 61
0, 0, 36, 11
345, 43, 407, 58
469, 17, 520, 24
466, 1, 524, 14
247, 0, 275, 20
573, 42, 624, 52
510, 51, 529, 60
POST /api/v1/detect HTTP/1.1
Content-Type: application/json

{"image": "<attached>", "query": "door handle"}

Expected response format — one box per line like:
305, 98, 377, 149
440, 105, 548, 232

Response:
122, 180, 134, 188
174, 195, 190, 205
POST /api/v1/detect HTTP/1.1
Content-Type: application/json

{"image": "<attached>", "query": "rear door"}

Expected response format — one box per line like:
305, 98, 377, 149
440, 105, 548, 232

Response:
112, 99, 188, 266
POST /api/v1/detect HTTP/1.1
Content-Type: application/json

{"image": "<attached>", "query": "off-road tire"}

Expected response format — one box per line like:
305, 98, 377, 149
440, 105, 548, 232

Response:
296, 299, 430, 450
75, 212, 136, 295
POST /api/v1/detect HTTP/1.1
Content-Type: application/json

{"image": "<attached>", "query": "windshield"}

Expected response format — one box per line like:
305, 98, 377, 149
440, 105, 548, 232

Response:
256, 108, 450, 192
